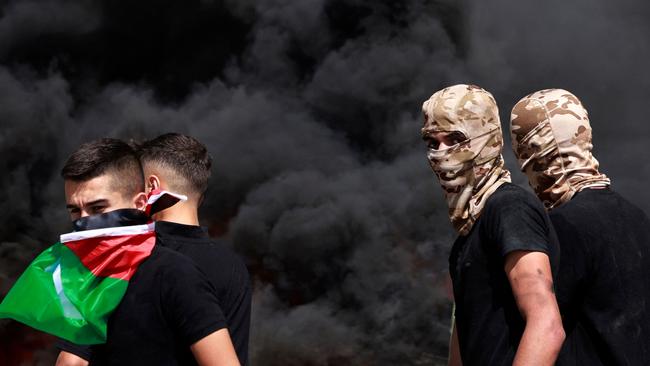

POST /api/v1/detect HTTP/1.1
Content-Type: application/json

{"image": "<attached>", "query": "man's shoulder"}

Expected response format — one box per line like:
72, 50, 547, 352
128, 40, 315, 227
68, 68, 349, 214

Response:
485, 183, 542, 213
155, 222, 245, 265
208, 239, 247, 265
143, 245, 205, 277
551, 188, 614, 219
552, 188, 650, 232
164, 238, 250, 298
489, 182, 533, 200
150, 243, 197, 262
174, 237, 248, 272
479, 183, 557, 258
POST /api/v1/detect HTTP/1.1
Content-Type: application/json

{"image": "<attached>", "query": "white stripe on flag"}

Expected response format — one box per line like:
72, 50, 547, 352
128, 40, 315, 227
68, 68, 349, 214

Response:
48, 260, 83, 320
147, 190, 188, 205
60, 222, 155, 243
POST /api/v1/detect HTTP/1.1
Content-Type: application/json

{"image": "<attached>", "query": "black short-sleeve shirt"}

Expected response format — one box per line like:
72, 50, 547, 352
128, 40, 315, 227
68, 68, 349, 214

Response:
449, 183, 560, 366
154, 221, 252, 365
88, 245, 227, 365
552, 188, 650, 366
58, 221, 250, 365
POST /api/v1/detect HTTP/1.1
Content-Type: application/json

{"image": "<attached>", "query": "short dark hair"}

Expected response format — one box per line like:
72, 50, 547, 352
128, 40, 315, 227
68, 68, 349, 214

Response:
135, 133, 212, 198
61, 138, 144, 198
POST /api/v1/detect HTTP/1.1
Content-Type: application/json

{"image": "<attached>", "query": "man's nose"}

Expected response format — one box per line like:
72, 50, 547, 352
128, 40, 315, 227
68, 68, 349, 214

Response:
80, 210, 91, 218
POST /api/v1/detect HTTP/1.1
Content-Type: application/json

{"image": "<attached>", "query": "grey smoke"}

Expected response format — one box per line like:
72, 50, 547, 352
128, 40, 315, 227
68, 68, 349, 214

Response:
0, 0, 100, 57
466, 0, 650, 193
0, 0, 649, 365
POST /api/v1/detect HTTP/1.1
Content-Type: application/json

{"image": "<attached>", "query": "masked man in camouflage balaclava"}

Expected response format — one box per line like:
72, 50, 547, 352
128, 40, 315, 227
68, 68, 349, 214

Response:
510, 89, 650, 365
422, 84, 564, 366
422, 84, 511, 235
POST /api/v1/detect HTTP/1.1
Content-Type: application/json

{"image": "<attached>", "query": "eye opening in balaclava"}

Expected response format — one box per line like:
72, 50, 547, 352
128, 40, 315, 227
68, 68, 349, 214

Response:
422, 130, 469, 150
510, 88, 610, 210
422, 84, 511, 235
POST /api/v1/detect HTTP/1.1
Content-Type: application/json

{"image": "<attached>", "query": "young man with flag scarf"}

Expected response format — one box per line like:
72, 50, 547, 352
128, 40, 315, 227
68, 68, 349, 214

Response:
0, 138, 240, 365
510, 89, 650, 365
421, 84, 565, 365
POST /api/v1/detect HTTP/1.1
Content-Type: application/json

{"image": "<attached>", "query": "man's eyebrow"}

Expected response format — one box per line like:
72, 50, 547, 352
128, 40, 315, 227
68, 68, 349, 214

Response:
66, 199, 109, 209
86, 199, 109, 206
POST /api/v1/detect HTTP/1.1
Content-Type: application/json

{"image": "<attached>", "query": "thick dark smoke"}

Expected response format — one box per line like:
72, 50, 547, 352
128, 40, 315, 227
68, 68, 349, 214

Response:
465, 0, 650, 192
0, 0, 648, 365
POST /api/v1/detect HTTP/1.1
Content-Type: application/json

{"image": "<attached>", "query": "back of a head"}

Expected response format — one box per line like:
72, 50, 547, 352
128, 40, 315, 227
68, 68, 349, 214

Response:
136, 133, 212, 201
61, 138, 144, 198
510, 88, 609, 209
510, 88, 592, 153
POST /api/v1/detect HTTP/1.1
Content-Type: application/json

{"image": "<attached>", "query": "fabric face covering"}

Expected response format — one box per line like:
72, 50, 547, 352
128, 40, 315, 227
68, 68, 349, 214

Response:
422, 84, 511, 235
510, 88, 610, 209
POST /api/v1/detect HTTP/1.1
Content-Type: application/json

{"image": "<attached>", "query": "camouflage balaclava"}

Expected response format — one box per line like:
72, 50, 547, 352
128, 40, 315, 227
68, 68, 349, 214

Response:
422, 84, 511, 235
510, 88, 610, 210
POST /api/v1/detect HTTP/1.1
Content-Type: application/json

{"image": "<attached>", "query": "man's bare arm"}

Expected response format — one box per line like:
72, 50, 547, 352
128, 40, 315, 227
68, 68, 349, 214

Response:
190, 328, 240, 366
505, 250, 565, 366
55, 351, 88, 366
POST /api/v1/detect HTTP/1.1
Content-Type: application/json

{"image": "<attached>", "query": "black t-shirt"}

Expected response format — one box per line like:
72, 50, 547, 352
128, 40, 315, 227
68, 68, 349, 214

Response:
58, 221, 249, 365
89, 245, 226, 365
155, 221, 252, 365
56, 212, 228, 365
449, 183, 560, 366
552, 188, 650, 366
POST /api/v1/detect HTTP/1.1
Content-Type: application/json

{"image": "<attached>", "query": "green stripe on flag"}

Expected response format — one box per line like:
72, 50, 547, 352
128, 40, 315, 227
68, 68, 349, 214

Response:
0, 242, 128, 344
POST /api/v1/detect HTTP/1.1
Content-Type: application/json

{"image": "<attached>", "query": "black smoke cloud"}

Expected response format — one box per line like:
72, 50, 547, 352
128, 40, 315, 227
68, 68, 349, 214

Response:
465, 0, 650, 192
0, 0, 648, 365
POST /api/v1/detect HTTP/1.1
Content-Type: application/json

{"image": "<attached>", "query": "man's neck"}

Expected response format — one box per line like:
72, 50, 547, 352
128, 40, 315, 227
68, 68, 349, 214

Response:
154, 201, 200, 226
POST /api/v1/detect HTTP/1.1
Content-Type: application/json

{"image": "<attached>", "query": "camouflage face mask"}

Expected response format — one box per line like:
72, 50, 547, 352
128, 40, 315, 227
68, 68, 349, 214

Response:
510, 89, 610, 209
422, 84, 511, 235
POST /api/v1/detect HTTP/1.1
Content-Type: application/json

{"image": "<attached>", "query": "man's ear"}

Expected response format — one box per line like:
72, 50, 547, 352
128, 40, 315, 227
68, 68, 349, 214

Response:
133, 192, 149, 211
147, 175, 161, 194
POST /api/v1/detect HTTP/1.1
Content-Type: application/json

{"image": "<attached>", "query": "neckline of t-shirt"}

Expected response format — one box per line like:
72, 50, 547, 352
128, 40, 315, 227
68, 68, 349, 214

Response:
155, 221, 209, 239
